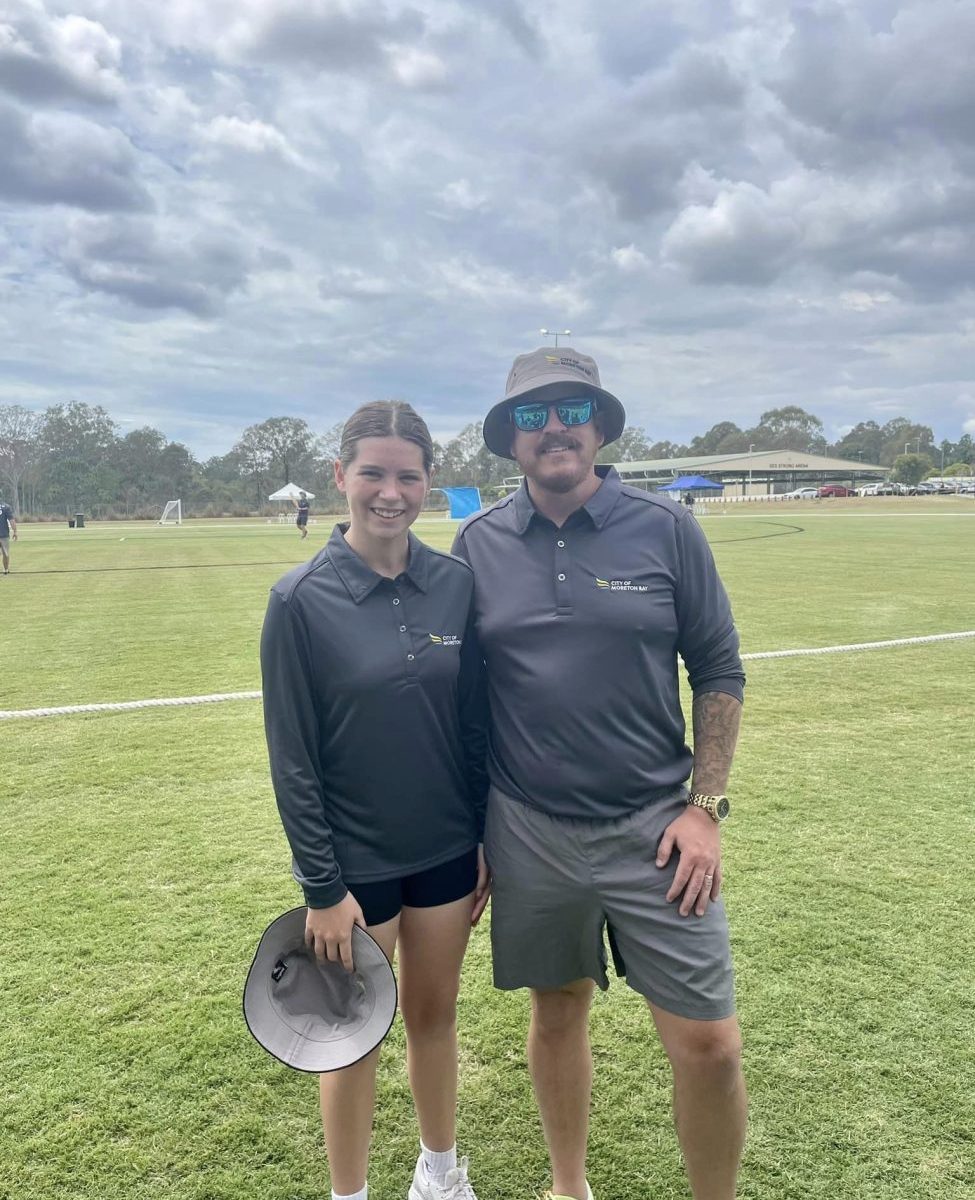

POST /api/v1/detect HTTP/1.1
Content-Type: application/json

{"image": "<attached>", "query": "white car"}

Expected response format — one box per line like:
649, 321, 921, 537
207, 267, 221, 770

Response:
781, 487, 819, 500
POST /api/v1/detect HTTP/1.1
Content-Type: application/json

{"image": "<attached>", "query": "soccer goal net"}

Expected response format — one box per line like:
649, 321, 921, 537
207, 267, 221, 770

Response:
159, 499, 182, 525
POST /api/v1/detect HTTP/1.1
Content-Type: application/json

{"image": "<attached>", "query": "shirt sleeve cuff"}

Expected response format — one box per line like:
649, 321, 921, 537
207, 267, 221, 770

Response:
690, 677, 745, 704
302, 879, 349, 909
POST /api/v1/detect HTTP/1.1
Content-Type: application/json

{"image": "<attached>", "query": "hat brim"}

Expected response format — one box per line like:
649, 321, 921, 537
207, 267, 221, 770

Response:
243, 908, 397, 1073
482, 380, 626, 460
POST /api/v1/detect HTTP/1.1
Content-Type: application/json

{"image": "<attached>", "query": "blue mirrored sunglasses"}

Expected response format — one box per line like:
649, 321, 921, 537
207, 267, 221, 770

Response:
510, 397, 597, 432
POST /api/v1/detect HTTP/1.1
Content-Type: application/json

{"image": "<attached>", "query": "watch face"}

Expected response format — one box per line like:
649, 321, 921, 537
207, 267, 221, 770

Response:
716, 797, 731, 820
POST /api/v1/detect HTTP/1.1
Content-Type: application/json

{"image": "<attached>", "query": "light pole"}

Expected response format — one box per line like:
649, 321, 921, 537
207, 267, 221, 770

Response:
748, 444, 754, 497
540, 328, 571, 347
905, 442, 911, 457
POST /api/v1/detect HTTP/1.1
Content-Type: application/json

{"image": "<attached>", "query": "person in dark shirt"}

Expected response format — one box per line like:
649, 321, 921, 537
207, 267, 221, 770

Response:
453, 347, 746, 1200
292, 490, 310, 538
0, 499, 17, 575
261, 401, 487, 1200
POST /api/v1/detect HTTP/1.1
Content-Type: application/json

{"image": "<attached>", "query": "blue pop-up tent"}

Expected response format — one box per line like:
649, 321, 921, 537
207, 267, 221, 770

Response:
434, 487, 483, 518
658, 475, 724, 492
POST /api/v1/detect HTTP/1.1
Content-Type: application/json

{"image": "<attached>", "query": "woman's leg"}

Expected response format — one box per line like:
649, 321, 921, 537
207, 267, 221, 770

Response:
396, 893, 474, 1151
319, 914, 400, 1194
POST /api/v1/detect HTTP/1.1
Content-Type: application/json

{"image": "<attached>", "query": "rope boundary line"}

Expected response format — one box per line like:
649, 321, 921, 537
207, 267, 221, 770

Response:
2, 631, 974, 721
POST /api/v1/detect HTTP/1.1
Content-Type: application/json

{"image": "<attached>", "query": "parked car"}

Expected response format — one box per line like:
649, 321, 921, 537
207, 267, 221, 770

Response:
914, 483, 937, 494
856, 484, 881, 496
781, 487, 820, 499
817, 485, 853, 497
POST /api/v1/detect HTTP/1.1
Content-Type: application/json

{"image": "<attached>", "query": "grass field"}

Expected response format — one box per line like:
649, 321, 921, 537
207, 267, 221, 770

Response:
2, 501, 974, 1199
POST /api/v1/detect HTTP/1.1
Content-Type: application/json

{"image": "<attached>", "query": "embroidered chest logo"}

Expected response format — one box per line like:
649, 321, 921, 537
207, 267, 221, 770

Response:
429, 633, 462, 646
595, 577, 649, 593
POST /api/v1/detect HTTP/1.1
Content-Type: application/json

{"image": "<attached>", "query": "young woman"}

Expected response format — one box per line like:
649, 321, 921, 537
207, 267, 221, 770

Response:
261, 401, 488, 1200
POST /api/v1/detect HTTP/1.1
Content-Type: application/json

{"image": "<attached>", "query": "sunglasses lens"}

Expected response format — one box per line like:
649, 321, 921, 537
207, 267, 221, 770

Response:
556, 400, 595, 426
512, 404, 549, 431
511, 398, 596, 431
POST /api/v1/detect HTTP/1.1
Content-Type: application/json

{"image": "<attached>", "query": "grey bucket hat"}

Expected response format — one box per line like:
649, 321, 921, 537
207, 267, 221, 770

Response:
482, 346, 626, 460
243, 908, 397, 1073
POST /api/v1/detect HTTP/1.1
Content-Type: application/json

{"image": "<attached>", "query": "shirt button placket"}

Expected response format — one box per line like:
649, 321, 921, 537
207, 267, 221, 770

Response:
393, 593, 417, 679
555, 536, 572, 613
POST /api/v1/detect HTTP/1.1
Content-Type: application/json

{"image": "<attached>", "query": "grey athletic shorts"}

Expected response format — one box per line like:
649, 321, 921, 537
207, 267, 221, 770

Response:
484, 785, 736, 1021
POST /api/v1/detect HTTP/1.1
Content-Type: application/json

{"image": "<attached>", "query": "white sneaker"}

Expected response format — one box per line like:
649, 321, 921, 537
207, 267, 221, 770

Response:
408, 1153, 478, 1200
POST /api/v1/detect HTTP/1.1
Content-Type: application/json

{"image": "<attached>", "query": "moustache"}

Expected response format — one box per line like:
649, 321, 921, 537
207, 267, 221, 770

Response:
537, 437, 579, 453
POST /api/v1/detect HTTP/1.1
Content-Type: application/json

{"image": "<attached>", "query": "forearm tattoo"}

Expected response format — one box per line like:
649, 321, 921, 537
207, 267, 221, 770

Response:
691, 691, 742, 794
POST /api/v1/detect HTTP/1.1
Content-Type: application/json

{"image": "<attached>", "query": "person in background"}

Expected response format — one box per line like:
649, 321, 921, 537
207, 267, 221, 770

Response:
453, 347, 747, 1200
0, 497, 17, 575
261, 401, 488, 1200
293, 489, 310, 538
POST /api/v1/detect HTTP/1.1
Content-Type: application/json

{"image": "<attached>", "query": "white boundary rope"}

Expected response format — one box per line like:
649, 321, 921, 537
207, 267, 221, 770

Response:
2, 631, 973, 721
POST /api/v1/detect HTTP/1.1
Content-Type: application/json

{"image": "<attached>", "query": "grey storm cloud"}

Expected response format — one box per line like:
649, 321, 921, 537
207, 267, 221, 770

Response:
0, 100, 151, 211
241, 0, 425, 72
772, 2, 975, 149
1, 0, 974, 454
60, 217, 252, 316
0, 3, 122, 105
470, 0, 542, 58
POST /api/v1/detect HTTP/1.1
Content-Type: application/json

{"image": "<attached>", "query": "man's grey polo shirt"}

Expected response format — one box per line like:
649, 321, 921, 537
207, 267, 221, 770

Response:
452, 467, 744, 820
261, 524, 489, 908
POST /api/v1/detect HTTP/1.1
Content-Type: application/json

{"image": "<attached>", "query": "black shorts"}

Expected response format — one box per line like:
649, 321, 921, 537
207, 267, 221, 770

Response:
347, 848, 478, 927
296, 513, 308, 527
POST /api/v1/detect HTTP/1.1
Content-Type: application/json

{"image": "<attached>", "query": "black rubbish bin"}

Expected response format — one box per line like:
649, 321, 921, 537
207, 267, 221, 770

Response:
68, 518, 76, 528
75, 512, 85, 528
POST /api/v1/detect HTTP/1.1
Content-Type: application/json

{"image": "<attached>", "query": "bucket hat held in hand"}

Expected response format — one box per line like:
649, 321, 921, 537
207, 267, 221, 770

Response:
243, 907, 397, 1073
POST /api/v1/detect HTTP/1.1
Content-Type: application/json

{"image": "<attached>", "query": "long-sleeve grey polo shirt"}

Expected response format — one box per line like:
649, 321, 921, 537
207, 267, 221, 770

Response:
261, 524, 489, 908
452, 467, 744, 820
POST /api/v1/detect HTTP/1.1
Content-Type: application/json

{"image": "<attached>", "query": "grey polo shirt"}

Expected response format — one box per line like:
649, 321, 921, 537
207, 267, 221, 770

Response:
452, 467, 744, 820
261, 524, 489, 908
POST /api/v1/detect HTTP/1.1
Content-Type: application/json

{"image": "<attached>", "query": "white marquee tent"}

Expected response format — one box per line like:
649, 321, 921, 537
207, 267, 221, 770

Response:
267, 483, 315, 501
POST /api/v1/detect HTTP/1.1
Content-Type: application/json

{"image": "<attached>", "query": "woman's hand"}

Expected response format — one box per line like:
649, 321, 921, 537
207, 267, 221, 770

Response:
471, 843, 492, 926
305, 893, 366, 971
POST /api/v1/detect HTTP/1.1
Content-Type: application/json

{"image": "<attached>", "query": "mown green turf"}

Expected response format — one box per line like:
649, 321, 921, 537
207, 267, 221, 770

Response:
2, 505, 973, 1198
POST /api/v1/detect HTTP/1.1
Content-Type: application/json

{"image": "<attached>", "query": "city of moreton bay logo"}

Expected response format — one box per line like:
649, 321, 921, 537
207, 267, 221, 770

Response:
595, 577, 649, 592
429, 633, 462, 646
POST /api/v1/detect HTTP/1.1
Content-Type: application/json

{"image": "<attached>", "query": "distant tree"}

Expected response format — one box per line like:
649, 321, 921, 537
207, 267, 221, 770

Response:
40, 402, 119, 514
647, 440, 689, 459
598, 425, 653, 464
835, 421, 884, 464
951, 434, 973, 469
879, 419, 933, 466
689, 422, 743, 455
891, 453, 932, 486
750, 406, 823, 450
244, 416, 317, 487
944, 461, 973, 477
0, 404, 44, 512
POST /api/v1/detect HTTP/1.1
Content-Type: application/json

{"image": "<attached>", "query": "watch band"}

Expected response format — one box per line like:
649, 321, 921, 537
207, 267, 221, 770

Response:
687, 792, 731, 822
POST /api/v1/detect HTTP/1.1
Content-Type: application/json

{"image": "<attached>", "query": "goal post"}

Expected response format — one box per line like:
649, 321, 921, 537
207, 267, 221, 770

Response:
159, 499, 182, 525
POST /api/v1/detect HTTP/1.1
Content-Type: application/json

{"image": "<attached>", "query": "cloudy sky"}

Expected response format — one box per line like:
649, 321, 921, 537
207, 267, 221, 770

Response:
2, 0, 974, 458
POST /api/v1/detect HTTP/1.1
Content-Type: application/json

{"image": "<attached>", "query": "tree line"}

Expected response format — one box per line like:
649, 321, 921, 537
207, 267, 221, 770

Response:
1, 400, 972, 518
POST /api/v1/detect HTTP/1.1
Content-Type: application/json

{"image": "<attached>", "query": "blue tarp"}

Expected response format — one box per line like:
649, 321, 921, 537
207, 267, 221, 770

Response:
437, 487, 483, 518
658, 475, 724, 491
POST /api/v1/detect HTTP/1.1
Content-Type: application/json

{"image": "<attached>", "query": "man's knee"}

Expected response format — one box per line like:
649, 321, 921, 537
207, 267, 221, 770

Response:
530, 980, 594, 1038
666, 1017, 742, 1084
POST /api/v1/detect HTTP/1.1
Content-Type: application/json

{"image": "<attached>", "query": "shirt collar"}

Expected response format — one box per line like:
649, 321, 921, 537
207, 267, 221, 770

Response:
327, 523, 430, 603
512, 465, 623, 534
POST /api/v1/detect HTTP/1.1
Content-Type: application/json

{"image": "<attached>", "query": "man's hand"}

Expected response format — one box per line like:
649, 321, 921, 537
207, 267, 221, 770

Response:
657, 805, 722, 918
305, 893, 366, 971
471, 843, 491, 926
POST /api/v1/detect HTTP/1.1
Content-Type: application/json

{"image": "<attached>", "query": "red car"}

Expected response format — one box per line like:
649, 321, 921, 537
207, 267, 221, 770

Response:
817, 485, 853, 497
